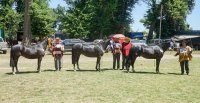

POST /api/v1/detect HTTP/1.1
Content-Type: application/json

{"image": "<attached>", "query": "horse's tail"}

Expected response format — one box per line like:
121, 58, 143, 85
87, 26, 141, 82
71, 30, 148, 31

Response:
126, 47, 133, 64
10, 48, 14, 67
126, 46, 138, 66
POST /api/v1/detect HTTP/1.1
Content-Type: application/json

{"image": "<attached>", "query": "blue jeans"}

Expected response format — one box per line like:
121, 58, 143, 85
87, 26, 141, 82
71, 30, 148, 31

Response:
54, 57, 62, 71
180, 60, 189, 75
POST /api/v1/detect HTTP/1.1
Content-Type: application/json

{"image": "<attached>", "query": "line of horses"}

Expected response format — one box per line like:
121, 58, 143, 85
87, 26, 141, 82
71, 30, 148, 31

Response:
9, 37, 176, 75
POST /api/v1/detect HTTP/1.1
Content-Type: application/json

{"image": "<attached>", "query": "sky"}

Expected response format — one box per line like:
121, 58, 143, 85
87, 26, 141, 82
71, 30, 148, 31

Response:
49, 0, 200, 31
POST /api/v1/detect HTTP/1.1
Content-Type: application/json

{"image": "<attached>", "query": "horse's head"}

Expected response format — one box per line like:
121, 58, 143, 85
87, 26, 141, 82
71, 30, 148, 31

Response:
104, 39, 115, 53
39, 37, 50, 51
161, 39, 176, 51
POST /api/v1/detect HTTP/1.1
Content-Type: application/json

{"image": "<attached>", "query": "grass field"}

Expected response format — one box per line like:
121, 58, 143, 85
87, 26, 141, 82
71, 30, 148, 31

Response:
0, 50, 200, 103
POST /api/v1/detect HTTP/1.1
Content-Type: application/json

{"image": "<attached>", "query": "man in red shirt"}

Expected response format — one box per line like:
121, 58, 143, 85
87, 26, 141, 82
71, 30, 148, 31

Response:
52, 37, 64, 71
121, 37, 132, 70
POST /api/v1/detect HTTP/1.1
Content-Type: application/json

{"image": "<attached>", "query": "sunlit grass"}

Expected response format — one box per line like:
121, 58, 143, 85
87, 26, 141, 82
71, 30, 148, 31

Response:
0, 50, 200, 103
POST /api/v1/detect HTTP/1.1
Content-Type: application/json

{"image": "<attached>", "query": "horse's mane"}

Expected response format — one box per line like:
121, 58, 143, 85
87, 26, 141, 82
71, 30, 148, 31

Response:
22, 38, 48, 51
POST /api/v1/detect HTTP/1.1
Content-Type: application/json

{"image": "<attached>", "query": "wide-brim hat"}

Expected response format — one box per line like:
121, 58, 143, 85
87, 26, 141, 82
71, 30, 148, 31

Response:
181, 39, 187, 43
124, 37, 131, 42
55, 37, 61, 42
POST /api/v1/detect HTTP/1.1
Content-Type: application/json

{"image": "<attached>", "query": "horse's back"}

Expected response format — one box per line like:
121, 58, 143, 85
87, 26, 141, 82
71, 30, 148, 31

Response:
72, 43, 104, 57
11, 44, 23, 53
141, 45, 163, 59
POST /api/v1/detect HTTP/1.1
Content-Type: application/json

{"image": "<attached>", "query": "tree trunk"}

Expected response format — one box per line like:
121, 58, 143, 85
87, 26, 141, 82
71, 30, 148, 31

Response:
22, 0, 32, 45
147, 23, 155, 43
100, 29, 103, 39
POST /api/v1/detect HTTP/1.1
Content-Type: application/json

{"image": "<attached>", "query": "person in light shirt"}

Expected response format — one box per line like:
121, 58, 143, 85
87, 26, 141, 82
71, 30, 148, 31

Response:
52, 37, 64, 71
175, 40, 192, 75
112, 37, 122, 70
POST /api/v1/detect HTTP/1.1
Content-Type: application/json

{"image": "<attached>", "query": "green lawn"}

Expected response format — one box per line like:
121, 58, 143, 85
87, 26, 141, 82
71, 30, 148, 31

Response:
0, 50, 200, 103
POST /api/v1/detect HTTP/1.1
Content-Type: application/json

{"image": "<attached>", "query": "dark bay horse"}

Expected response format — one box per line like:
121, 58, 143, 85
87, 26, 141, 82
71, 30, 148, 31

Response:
126, 39, 175, 73
72, 39, 110, 71
10, 38, 49, 74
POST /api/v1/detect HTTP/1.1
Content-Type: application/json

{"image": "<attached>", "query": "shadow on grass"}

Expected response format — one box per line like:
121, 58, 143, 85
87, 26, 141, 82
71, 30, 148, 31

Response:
168, 73, 181, 75
122, 71, 165, 75
46, 53, 71, 55
6, 71, 38, 75
67, 69, 98, 72
101, 68, 113, 71
66, 68, 113, 72
43, 69, 56, 72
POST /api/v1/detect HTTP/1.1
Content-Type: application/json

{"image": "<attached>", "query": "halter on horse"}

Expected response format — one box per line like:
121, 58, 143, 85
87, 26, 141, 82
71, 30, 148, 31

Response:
71, 39, 110, 72
10, 38, 49, 74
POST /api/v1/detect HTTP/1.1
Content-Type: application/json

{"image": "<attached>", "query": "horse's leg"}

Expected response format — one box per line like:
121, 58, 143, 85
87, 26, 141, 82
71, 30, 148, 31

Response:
12, 59, 16, 75
37, 57, 42, 73
77, 54, 81, 70
129, 57, 136, 73
125, 56, 131, 72
12, 57, 19, 74
73, 61, 76, 72
73, 55, 76, 71
95, 57, 98, 71
15, 58, 19, 73
96, 57, 101, 72
156, 58, 161, 73
12, 66, 15, 75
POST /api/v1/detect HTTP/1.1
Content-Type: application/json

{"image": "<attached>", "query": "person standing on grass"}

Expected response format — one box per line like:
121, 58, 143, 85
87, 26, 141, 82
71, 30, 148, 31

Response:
175, 40, 192, 75
121, 37, 132, 70
112, 37, 122, 70
52, 37, 64, 71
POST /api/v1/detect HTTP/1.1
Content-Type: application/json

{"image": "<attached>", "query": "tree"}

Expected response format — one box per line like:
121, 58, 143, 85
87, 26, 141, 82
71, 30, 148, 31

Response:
55, 0, 94, 38
23, 0, 32, 45
141, 0, 195, 42
31, 0, 56, 38
57, 0, 139, 39
0, 0, 21, 38
0, 0, 56, 42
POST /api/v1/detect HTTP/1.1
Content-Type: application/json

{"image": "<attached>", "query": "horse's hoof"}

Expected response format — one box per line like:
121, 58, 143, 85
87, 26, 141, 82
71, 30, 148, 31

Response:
74, 70, 76, 72
37, 71, 41, 73
156, 71, 160, 74
12, 72, 15, 75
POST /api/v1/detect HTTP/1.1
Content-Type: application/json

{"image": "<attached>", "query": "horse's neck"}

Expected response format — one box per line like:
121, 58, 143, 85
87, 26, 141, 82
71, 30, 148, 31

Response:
40, 39, 47, 50
101, 41, 108, 51
97, 43, 103, 50
160, 43, 169, 52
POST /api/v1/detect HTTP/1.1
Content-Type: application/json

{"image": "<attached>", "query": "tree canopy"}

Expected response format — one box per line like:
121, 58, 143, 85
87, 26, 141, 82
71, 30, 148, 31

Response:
141, 0, 195, 41
0, 0, 196, 41
0, 0, 56, 40
56, 0, 139, 39
0, 0, 21, 38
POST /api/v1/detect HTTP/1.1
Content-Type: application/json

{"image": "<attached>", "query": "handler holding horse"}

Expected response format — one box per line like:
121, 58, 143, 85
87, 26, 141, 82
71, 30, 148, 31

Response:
52, 37, 64, 71
121, 37, 132, 70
